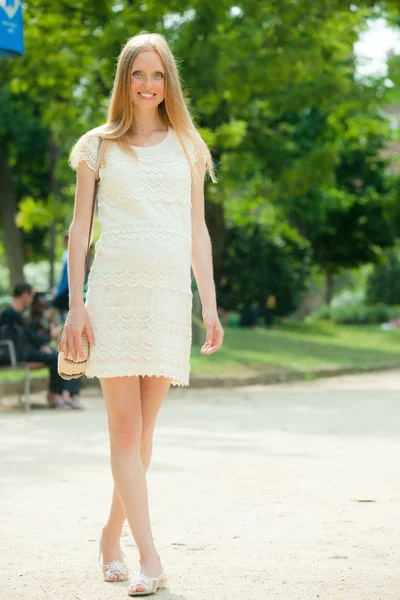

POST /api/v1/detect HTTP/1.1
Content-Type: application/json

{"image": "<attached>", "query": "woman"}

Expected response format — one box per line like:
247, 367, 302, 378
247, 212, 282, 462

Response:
60, 33, 224, 596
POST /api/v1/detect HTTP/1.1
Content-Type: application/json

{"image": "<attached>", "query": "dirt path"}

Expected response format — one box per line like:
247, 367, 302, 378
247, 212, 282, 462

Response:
2, 371, 400, 599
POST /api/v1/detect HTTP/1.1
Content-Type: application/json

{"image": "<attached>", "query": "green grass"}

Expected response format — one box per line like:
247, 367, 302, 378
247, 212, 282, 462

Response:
1, 322, 399, 383
190, 321, 400, 376
0, 368, 48, 382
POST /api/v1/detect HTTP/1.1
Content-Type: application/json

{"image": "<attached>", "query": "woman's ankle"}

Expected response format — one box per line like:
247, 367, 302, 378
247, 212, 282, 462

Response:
139, 551, 161, 568
101, 523, 123, 545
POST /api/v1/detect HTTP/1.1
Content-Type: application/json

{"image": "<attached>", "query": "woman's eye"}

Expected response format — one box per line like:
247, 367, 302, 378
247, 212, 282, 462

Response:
132, 71, 164, 78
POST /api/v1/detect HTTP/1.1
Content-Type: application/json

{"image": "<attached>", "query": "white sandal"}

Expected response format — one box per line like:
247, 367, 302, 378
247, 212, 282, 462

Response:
98, 539, 129, 582
128, 570, 167, 596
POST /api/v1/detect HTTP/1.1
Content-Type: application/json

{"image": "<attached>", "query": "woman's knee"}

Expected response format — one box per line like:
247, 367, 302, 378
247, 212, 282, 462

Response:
101, 377, 142, 449
141, 422, 155, 447
109, 419, 142, 449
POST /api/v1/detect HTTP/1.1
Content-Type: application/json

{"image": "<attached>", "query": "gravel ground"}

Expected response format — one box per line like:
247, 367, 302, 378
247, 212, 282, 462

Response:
1, 371, 400, 600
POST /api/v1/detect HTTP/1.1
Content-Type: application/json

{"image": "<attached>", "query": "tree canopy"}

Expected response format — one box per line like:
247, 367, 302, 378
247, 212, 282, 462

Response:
0, 0, 399, 309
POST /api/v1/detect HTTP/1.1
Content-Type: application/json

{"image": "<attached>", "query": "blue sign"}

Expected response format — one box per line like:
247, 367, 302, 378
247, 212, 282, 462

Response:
0, 1, 24, 57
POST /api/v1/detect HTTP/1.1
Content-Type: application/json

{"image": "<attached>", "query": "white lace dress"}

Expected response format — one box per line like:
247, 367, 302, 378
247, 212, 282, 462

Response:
69, 127, 195, 386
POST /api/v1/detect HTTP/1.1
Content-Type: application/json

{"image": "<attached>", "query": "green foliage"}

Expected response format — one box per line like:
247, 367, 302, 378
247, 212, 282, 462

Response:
310, 303, 400, 324
310, 194, 394, 269
0, 0, 399, 301
285, 100, 396, 282
218, 223, 309, 315
16, 198, 53, 232
0, 266, 10, 296
366, 249, 400, 305
0, 87, 54, 262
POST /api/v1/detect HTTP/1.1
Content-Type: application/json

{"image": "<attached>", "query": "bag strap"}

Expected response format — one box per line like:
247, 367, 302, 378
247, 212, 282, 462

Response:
84, 139, 102, 276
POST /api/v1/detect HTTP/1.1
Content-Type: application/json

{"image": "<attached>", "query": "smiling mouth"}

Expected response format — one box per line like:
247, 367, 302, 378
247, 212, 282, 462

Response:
138, 93, 156, 99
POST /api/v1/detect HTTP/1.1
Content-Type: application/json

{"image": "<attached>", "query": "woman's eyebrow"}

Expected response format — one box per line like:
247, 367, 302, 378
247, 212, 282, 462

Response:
132, 68, 165, 72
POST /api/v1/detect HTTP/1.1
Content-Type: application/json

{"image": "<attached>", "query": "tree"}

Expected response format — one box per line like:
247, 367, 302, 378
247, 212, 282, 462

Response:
0, 87, 51, 288
283, 87, 396, 303
218, 223, 308, 315
1, 0, 398, 304
0, 1, 110, 290
366, 248, 400, 305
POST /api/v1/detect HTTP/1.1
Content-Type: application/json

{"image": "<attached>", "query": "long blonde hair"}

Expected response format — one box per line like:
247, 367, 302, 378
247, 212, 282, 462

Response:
74, 32, 216, 183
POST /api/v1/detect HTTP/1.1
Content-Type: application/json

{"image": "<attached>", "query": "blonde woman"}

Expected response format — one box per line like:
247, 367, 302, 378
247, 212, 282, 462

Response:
60, 33, 224, 596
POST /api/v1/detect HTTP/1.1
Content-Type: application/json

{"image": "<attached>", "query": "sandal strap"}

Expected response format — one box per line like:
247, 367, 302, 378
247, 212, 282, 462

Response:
102, 559, 128, 578
130, 571, 165, 592
98, 536, 129, 580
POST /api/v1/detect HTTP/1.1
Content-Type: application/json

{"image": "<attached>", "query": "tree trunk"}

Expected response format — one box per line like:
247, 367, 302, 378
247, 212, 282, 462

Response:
48, 218, 56, 291
191, 284, 203, 345
325, 266, 334, 305
0, 155, 24, 292
205, 198, 226, 287
48, 136, 61, 291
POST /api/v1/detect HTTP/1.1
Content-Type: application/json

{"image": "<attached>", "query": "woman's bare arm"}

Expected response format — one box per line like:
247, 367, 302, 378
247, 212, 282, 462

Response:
191, 157, 224, 354
59, 160, 96, 361
68, 161, 96, 308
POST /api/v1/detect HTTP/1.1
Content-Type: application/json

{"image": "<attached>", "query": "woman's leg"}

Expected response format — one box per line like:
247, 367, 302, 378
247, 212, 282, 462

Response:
139, 374, 171, 470
100, 375, 170, 588
102, 376, 171, 540
103, 375, 171, 538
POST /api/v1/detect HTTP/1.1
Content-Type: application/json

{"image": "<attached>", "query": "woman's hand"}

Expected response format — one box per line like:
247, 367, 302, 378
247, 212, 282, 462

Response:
59, 304, 95, 361
201, 308, 224, 355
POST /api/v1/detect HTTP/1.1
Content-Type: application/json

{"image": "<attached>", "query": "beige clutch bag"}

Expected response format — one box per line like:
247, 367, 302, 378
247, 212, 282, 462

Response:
58, 329, 90, 380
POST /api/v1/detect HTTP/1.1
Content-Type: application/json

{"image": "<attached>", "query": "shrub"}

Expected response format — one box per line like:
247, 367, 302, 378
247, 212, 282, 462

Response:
366, 250, 400, 306
310, 304, 400, 324
218, 224, 309, 316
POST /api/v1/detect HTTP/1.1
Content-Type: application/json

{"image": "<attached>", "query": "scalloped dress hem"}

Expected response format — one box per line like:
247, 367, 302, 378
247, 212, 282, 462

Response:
71, 128, 195, 387
85, 363, 189, 387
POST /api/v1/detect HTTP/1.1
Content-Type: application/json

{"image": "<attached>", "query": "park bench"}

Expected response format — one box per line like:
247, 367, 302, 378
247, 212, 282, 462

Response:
0, 339, 46, 412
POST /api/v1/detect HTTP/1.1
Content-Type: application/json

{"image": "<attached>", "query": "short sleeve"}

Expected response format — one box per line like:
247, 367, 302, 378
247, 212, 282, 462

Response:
68, 134, 100, 172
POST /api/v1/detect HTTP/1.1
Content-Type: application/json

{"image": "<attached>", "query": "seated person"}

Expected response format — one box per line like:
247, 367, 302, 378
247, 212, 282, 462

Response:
240, 296, 274, 329
29, 292, 54, 336
30, 291, 82, 407
0, 282, 81, 409
239, 305, 259, 328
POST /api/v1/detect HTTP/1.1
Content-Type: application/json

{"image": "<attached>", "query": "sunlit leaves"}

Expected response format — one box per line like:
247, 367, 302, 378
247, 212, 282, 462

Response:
15, 197, 53, 232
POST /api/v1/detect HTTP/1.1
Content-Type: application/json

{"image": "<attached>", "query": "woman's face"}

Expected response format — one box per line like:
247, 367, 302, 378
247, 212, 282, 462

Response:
130, 50, 165, 110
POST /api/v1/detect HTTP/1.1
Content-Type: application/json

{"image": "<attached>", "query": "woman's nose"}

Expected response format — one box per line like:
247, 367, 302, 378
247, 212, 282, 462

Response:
141, 74, 150, 85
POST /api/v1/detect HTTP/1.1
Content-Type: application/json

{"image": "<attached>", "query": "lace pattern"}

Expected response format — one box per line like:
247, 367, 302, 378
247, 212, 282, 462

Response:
71, 128, 196, 386
69, 134, 100, 172
88, 259, 192, 294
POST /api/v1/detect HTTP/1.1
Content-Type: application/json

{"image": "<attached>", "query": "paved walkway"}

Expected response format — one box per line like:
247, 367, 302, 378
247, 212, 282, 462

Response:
2, 371, 400, 599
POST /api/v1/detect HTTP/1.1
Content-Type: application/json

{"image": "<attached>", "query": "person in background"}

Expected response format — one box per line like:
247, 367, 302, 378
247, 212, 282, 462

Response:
52, 231, 70, 316
0, 282, 80, 410
258, 295, 275, 329
30, 291, 82, 407
240, 295, 275, 329
29, 292, 53, 336
51, 231, 93, 319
